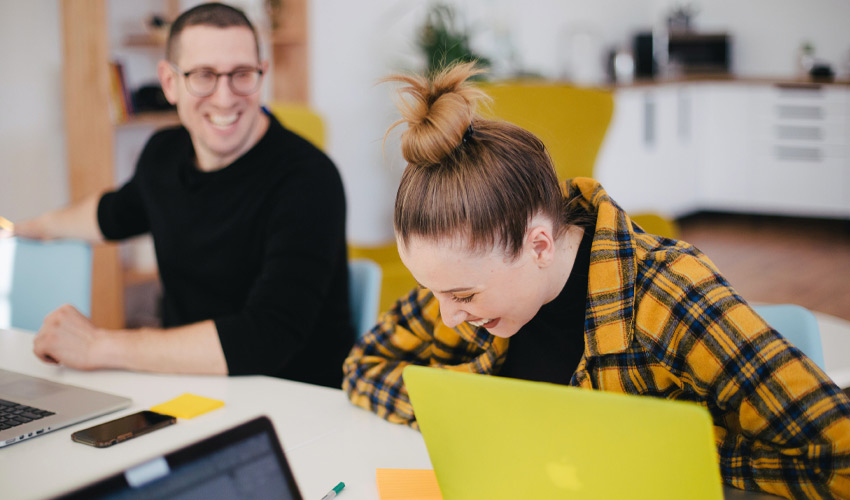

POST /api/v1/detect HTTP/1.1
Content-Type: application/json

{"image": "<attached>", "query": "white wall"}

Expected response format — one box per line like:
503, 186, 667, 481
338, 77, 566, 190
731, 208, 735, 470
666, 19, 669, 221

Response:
1, 1, 849, 243
0, 2, 66, 221
653, 0, 850, 77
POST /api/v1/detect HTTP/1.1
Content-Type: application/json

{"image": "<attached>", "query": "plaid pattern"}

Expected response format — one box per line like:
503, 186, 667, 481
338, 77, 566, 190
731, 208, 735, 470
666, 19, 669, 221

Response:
343, 178, 850, 499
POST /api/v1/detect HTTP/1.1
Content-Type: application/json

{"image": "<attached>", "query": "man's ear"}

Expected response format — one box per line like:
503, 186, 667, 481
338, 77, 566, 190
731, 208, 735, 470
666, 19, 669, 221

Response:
157, 60, 178, 105
526, 225, 556, 268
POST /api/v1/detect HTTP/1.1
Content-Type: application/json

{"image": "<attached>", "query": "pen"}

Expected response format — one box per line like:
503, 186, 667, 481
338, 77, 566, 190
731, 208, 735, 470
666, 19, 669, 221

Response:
320, 481, 345, 500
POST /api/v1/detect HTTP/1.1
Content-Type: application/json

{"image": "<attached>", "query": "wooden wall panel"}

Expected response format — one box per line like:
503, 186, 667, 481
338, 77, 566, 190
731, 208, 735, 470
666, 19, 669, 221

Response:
61, 0, 124, 329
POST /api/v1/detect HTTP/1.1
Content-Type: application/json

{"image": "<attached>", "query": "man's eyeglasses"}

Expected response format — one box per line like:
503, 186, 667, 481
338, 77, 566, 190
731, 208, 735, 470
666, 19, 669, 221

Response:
169, 63, 264, 97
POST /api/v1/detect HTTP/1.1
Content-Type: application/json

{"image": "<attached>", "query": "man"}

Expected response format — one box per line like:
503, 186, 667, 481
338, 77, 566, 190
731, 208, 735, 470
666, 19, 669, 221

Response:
13, 3, 353, 388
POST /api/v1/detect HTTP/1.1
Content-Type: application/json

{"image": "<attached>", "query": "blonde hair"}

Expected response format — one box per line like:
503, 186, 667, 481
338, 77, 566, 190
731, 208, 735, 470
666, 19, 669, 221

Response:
387, 62, 572, 258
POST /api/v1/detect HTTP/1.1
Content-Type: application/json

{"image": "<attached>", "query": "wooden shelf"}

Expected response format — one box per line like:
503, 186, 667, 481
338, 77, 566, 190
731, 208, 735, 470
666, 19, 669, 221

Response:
122, 32, 168, 48
116, 110, 180, 129
124, 268, 159, 286
269, 31, 306, 46
269, 0, 308, 103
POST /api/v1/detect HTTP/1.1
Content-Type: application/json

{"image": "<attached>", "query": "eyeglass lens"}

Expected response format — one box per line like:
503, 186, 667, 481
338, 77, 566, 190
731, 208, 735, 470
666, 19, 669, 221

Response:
185, 69, 262, 97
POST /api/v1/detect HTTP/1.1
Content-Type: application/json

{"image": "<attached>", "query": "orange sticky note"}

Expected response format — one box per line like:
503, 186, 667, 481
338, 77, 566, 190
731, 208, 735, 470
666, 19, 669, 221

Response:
376, 469, 443, 500
150, 393, 224, 419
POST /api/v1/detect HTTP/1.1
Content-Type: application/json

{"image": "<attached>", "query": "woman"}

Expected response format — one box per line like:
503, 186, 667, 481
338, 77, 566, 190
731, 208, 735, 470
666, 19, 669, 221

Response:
342, 63, 850, 499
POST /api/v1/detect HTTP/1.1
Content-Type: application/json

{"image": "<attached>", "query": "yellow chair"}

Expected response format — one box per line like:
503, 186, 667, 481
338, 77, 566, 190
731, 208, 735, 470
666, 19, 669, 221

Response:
267, 102, 326, 150
348, 242, 418, 317
630, 213, 680, 240
481, 81, 614, 181
481, 81, 679, 239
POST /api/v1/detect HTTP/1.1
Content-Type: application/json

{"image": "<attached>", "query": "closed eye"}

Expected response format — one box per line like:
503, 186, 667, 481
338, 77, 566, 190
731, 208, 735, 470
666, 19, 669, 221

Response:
452, 294, 475, 303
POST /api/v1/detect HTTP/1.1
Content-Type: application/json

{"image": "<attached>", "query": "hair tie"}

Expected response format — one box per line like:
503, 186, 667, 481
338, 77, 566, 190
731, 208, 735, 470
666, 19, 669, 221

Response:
462, 124, 474, 144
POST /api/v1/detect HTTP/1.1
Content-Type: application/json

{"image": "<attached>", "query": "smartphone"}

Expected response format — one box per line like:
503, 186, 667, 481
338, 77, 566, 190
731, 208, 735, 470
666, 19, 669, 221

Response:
71, 410, 176, 448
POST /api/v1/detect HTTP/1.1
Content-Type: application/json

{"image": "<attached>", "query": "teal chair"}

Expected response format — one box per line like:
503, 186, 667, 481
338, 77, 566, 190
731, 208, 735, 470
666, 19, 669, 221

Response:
348, 258, 382, 338
752, 304, 825, 369
0, 238, 92, 331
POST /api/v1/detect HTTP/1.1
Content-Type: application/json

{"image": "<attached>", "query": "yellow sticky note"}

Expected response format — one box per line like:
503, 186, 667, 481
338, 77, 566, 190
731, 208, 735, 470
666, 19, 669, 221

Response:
150, 393, 224, 419
376, 469, 443, 500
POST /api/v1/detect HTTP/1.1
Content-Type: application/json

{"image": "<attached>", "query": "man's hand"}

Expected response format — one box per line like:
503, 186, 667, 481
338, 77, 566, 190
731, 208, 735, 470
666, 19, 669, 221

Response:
33, 305, 106, 370
31, 305, 227, 375
12, 218, 50, 240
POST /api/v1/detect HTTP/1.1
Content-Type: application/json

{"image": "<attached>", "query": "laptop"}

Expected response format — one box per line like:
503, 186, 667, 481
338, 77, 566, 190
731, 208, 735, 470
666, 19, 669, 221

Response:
0, 368, 131, 447
58, 415, 303, 500
403, 365, 723, 500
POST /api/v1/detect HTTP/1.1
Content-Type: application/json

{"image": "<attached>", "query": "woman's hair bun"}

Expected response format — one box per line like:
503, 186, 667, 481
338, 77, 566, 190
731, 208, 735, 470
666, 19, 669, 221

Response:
384, 62, 488, 166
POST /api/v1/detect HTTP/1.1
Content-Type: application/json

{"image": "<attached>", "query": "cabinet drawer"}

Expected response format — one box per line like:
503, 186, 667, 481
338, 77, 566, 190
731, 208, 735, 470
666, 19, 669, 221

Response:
752, 153, 848, 215
755, 122, 848, 147
753, 142, 849, 160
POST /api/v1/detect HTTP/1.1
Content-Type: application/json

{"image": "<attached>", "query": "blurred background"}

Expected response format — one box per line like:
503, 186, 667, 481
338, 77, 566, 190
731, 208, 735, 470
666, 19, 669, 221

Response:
1, 0, 848, 327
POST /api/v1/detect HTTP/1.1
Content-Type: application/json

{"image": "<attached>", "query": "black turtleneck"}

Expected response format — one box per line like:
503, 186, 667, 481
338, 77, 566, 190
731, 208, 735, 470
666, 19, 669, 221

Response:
497, 225, 594, 385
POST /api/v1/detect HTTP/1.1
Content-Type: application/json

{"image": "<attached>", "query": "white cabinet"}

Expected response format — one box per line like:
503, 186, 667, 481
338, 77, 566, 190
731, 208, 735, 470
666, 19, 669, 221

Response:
596, 81, 850, 219
595, 84, 698, 217
749, 84, 849, 217
694, 83, 757, 211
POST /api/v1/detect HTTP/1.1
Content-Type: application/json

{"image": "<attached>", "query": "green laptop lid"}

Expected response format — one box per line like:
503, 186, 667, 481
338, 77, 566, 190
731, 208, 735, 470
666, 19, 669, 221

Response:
403, 365, 723, 500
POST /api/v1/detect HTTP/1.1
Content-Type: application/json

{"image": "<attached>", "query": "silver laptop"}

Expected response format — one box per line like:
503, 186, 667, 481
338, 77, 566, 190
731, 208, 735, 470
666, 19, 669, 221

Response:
58, 416, 303, 499
0, 368, 131, 447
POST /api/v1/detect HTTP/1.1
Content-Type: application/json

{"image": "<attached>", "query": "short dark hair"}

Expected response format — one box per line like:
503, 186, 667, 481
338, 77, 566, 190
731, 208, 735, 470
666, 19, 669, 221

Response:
166, 2, 259, 62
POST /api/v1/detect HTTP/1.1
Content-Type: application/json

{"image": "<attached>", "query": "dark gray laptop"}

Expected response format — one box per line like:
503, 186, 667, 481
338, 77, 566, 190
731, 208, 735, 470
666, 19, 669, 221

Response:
0, 368, 131, 447
59, 416, 303, 500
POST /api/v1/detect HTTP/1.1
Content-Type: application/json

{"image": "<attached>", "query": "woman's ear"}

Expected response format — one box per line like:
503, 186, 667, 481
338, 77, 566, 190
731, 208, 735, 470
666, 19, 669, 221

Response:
526, 224, 556, 268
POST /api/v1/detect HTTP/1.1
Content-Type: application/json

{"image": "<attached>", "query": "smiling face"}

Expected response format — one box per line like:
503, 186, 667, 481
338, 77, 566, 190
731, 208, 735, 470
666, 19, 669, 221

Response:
398, 231, 557, 338
159, 25, 269, 171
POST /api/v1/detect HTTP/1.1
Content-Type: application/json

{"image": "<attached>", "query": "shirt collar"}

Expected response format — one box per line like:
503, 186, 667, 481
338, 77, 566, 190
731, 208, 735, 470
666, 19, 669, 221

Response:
567, 177, 639, 357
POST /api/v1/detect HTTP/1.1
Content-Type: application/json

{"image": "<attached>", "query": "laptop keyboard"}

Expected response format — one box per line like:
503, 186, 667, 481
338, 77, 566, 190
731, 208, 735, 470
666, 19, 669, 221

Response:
0, 399, 55, 431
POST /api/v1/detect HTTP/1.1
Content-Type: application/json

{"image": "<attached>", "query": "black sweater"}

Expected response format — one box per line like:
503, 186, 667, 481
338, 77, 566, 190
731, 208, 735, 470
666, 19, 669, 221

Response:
98, 112, 353, 387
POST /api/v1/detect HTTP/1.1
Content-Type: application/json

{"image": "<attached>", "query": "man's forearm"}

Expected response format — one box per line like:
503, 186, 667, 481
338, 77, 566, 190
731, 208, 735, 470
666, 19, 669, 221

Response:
15, 192, 105, 242
95, 320, 228, 375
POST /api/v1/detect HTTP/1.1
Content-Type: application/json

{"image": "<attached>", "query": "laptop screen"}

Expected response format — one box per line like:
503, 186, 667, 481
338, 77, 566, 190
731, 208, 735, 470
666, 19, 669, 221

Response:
60, 416, 303, 500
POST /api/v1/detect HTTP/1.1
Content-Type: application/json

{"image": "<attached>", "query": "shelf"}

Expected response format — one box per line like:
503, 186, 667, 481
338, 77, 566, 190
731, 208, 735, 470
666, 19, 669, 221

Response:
116, 111, 180, 129
268, 30, 306, 46
122, 32, 168, 48
124, 268, 159, 286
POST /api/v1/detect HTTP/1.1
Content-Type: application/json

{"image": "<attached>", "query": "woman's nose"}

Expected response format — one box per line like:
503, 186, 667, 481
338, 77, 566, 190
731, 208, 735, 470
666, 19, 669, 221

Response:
439, 299, 468, 328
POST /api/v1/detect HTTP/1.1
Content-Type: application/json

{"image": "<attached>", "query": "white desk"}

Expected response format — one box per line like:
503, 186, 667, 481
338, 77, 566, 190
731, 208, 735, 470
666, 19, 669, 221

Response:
0, 328, 429, 499
0, 328, 795, 499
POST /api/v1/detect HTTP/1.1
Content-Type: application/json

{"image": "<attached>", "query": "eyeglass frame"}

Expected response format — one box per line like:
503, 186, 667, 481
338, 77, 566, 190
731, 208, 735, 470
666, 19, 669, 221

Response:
168, 62, 265, 97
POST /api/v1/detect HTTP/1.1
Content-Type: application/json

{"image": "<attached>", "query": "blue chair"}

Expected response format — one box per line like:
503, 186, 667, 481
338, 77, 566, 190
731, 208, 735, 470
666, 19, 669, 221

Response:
348, 258, 382, 338
0, 237, 92, 331
752, 304, 825, 369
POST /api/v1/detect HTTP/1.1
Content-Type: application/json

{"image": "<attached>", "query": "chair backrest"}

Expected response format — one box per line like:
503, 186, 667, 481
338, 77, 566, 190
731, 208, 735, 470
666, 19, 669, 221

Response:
482, 82, 680, 241
266, 102, 326, 150
752, 304, 825, 369
481, 82, 614, 181
348, 242, 419, 317
631, 213, 680, 240
348, 258, 382, 338
0, 237, 92, 331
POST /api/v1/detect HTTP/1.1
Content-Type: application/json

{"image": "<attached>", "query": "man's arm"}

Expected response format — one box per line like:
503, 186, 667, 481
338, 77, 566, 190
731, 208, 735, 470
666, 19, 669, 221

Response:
32, 304, 227, 375
13, 192, 105, 243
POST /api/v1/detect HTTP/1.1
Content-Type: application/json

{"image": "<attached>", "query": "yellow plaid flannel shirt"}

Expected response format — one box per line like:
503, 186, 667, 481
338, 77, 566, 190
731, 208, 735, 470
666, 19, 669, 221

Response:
343, 178, 850, 499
